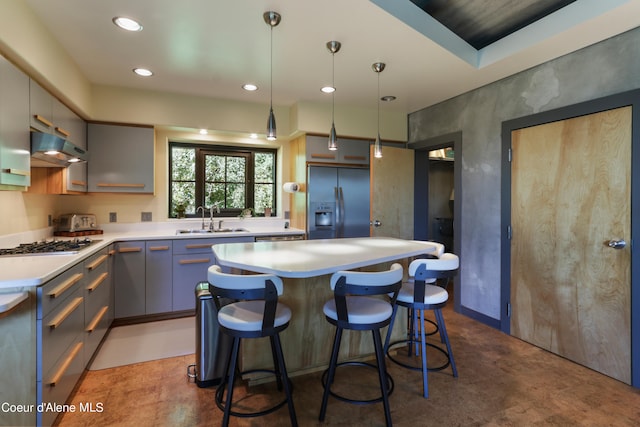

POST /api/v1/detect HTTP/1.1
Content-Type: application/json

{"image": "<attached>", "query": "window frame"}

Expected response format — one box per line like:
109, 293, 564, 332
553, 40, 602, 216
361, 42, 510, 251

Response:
168, 141, 277, 218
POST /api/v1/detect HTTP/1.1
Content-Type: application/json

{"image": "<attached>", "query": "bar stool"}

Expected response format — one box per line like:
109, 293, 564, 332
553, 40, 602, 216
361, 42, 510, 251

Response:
319, 263, 403, 427
207, 265, 298, 427
384, 253, 459, 398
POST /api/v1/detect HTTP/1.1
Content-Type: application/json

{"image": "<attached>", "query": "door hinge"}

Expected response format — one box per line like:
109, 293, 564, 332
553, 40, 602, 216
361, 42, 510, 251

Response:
508, 147, 512, 162
507, 303, 512, 318
507, 225, 512, 240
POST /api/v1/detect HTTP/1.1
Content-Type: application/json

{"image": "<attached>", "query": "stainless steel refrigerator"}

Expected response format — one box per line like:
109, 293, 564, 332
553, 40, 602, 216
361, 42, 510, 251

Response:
307, 166, 370, 239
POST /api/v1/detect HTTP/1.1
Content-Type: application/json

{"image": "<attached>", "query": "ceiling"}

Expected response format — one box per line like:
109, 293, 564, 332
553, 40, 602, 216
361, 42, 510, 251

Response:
22, 0, 640, 116
410, 0, 577, 50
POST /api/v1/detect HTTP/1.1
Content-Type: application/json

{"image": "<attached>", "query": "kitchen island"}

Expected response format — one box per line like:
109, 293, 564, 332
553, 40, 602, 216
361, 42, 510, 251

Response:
212, 237, 441, 378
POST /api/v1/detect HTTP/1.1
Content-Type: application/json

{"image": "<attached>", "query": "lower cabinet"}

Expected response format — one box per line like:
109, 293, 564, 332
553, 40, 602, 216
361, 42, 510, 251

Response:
146, 241, 173, 314
83, 248, 112, 363
172, 236, 254, 311
113, 236, 253, 319
36, 247, 114, 427
114, 241, 146, 318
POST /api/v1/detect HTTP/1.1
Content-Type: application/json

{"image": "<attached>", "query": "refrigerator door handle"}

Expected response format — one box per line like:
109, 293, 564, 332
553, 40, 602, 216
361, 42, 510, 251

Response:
334, 187, 340, 238
338, 186, 345, 238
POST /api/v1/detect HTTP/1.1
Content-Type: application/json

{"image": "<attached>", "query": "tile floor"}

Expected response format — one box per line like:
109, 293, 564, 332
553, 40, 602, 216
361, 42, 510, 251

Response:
56, 305, 640, 426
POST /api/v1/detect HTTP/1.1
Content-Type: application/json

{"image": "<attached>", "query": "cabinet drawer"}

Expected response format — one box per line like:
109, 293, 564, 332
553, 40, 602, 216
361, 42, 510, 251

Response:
39, 335, 84, 427
173, 236, 254, 254
37, 263, 84, 319
40, 287, 84, 379
84, 269, 110, 326
84, 304, 110, 364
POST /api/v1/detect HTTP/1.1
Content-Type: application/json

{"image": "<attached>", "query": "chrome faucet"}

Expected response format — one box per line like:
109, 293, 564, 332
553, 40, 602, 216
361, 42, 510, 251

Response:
196, 206, 205, 230
209, 205, 220, 231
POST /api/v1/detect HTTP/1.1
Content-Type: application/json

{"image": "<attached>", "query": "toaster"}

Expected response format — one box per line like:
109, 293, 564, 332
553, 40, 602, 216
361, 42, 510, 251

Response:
57, 214, 98, 232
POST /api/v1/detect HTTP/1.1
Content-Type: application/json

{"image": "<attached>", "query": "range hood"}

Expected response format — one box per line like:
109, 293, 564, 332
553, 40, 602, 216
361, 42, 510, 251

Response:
31, 132, 88, 167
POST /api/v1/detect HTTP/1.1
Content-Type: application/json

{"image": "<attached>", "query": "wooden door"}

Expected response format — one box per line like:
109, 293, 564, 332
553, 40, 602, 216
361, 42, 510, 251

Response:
370, 145, 414, 239
510, 106, 631, 383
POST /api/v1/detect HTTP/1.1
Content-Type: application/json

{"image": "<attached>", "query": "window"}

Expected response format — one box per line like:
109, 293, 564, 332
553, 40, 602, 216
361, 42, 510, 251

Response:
169, 142, 276, 218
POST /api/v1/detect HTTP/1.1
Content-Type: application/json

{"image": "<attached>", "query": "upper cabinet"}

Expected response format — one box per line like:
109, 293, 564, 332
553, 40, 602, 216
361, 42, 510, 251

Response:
305, 134, 370, 165
29, 79, 88, 193
30, 80, 87, 146
0, 55, 30, 188
87, 123, 155, 193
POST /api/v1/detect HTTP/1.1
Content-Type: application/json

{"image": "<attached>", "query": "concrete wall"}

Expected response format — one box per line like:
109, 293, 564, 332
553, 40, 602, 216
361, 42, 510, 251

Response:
408, 27, 640, 321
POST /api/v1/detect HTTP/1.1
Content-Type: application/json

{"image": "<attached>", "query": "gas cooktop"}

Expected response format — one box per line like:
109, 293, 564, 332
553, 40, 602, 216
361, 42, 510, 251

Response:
0, 238, 100, 257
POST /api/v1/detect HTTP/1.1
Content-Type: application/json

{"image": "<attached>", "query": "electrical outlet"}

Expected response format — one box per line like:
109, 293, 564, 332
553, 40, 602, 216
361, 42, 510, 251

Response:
109, 212, 117, 223
141, 212, 152, 222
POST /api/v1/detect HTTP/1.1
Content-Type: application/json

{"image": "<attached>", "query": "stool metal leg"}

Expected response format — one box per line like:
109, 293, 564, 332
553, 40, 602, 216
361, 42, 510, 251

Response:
319, 326, 343, 421
270, 335, 284, 391
222, 337, 241, 427
273, 333, 298, 426
419, 309, 429, 398
383, 305, 398, 353
434, 308, 457, 377
372, 328, 392, 427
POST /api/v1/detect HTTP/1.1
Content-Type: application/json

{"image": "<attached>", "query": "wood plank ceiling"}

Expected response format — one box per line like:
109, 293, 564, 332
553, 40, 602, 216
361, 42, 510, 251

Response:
410, 0, 577, 50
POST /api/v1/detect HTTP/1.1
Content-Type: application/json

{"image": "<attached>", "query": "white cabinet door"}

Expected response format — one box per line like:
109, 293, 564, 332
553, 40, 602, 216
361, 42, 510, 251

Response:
0, 55, 30, 187
87, 123, 154, 193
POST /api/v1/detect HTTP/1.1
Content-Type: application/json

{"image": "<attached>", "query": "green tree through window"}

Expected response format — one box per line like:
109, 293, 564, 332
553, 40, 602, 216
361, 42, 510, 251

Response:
169, 142, 276, 218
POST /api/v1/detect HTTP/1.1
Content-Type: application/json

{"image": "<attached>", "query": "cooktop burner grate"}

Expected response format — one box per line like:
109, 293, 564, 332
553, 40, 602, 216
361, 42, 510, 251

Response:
0, 238, 100, 256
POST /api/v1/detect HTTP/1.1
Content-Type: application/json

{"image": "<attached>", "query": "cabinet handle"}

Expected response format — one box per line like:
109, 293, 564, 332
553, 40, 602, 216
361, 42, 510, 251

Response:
33, 114, 53, 128
118, 247, 142, 253
185, 244, 212, 249
86, 272, 109, 292
2, 168, 30, 177
47, 273, 83, 299
344, 155, 367, 161
47, 296, 83, 329
86, 254, 109, 271
97, 183, 145, 188
86, 306, 109, 333
311, 153, 336, 159
70, 180, 86, 186
149, 246, 170, 251
54, 126, 70, 138
179, 258, 211, 265
48, 341, 83, 386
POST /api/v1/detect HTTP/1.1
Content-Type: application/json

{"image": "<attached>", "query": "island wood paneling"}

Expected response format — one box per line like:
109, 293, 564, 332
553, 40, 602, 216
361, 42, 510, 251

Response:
510, 106, 631, 384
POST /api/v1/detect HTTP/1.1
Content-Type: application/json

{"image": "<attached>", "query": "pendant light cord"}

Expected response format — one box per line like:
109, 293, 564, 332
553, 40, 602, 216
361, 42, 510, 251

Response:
270, 25, 273, 110
332, 51, 335, 122
377, 72, 380, 134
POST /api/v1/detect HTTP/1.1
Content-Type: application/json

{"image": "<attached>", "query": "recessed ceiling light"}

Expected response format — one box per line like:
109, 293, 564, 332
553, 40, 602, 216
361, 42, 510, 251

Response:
321, 86, 335, 94
112, 17, 143, 32
133, 68, 153, 77
242, 84, 258, 91
381, 95, 396, 102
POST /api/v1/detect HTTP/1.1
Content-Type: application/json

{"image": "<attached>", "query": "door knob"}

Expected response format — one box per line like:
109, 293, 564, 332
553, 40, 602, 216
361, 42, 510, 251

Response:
607, 239, 626, 249
371, 220, 382, 227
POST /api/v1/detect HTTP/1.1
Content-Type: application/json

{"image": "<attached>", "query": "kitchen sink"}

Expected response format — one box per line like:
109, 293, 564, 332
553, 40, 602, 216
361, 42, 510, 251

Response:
175, 228, 249, 234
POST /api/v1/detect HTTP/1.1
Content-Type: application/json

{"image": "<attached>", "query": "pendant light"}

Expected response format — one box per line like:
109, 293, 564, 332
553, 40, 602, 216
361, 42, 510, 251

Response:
372, 62, 386, 158
326, 41, 341, 151
264, 11, 281, 141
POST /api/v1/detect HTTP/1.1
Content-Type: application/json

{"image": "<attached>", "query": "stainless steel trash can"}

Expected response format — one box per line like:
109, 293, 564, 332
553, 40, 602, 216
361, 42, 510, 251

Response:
189, 281, 232, 388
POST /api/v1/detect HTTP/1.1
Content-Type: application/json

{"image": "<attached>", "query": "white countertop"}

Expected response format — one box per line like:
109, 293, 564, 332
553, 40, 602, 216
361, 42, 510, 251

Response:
212, 237, 440, 278
0, 219, 304, 290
